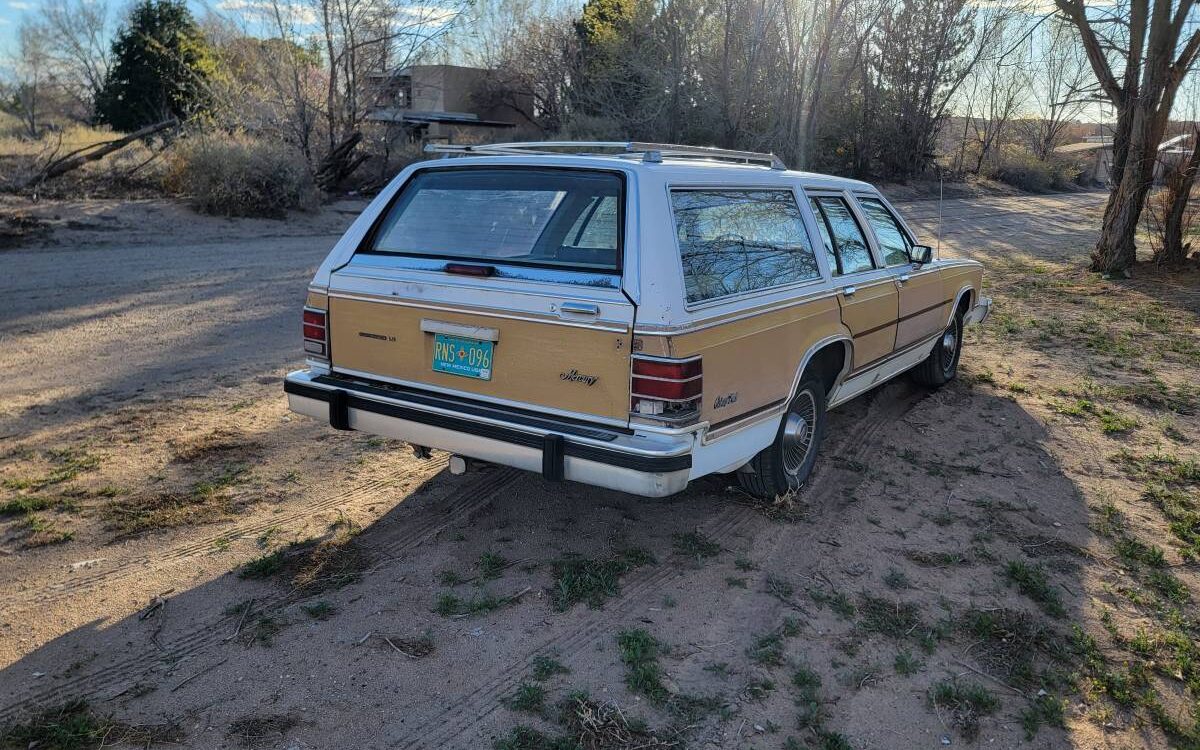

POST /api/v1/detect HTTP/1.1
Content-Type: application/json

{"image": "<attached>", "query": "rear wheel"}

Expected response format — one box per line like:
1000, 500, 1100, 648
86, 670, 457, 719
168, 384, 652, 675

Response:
911, 307, 964, 387
736, 375, 826, 498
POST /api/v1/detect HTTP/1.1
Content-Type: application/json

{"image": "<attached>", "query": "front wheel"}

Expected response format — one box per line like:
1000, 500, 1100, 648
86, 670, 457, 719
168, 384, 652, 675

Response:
736, 375, 827, 498
911, 308, 964, 387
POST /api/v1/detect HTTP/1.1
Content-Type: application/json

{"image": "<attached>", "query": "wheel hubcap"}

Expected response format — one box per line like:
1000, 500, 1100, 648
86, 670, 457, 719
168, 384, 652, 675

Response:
781, 391, 816, 476
941, 328, 958, 359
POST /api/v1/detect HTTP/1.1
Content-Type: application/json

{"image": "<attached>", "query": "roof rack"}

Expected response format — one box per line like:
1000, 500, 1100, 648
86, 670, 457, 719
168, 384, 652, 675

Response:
423, 141, 787, 170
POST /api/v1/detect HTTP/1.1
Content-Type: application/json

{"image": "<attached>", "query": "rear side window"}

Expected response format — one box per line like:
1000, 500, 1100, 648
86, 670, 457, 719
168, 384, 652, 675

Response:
367, 168, 622, 271
857, 196, 912, 266
670, 189, 820, 304
808, 196, 874, 275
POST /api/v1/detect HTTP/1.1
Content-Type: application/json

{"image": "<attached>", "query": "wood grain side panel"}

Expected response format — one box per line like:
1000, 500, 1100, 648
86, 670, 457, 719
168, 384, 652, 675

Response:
663, 297, 845, 425
895, 270, 945, 349
838, 279, 898, 369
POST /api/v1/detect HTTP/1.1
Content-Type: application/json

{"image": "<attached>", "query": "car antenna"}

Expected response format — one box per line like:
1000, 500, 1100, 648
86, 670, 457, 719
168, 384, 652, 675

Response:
936, 170, 944, 256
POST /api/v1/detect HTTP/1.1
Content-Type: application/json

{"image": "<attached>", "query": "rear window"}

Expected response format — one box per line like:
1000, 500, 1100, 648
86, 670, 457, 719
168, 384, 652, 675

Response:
367, 168, 623, 271
670, 189, 821, 304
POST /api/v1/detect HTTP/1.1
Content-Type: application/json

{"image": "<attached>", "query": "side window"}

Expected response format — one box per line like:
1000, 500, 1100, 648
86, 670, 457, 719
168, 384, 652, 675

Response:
858, 196, 912, 266
809, 196, 874, 275
670, 189, 821, 304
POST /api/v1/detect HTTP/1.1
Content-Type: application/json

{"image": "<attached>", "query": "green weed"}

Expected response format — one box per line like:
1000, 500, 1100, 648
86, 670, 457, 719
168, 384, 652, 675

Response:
549, 547, 654, 611
1004, 560, 1065, 618
929, 680, 999, 740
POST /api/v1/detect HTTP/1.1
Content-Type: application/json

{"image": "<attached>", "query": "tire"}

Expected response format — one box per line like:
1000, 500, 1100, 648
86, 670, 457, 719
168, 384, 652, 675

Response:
736, 374, 827, 498
911, 307, 964, 387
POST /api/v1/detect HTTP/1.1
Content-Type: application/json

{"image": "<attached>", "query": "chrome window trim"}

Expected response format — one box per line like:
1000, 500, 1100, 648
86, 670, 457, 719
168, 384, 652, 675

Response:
854, 190, 926, 258
360, 164, 629, 275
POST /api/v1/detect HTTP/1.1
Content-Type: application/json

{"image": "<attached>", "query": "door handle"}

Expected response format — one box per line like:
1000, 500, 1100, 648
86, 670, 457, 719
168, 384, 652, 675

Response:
898, 274, 911, 284
842, 285, 857, 297
559, 302, 600, 316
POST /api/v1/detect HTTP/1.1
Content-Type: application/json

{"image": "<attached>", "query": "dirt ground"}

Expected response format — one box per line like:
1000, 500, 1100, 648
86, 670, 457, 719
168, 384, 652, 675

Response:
1, 191, 1198, 750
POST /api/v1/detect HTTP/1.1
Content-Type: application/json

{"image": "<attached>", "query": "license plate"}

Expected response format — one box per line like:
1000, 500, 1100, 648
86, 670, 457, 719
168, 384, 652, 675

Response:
432, 334, 493, 380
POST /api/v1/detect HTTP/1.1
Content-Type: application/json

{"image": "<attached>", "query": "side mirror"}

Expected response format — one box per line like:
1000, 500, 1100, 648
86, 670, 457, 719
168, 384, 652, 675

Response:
907, 244, 933, 265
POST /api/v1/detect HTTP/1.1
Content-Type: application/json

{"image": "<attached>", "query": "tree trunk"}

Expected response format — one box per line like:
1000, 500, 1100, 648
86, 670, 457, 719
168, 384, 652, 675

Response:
19, 117, 177, 190
1091, 103, 1155, 274
1155, 132, 1200, 267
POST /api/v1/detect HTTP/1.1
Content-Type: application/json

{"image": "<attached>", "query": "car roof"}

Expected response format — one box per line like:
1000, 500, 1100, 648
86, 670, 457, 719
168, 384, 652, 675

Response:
410, 153, 878, 192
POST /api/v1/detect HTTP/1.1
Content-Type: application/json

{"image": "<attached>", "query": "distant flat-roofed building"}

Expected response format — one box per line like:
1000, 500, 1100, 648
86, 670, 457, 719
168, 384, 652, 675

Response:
365, 64, 529, 141
1056, 132, 1196, 186
1055, 136, 1113, 185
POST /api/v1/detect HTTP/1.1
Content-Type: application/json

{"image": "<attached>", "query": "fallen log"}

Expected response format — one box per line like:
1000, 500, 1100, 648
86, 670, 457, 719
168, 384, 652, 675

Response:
315, 131, 365, 191
20, 117, 178, 190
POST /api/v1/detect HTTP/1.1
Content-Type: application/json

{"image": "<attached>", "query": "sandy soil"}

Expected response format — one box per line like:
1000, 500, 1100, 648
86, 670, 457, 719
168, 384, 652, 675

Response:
1, 191, 1197, 750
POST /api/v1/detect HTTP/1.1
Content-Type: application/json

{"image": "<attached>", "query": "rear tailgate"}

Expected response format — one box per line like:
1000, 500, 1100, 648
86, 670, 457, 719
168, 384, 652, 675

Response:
325, 165, 635, 424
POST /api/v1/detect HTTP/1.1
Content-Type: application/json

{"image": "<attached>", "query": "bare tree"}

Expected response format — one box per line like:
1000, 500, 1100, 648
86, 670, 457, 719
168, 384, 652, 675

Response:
1023, 19, 1092, 160
957, 16, 1030, 175
215, 0, 462, 181
30, 0, 112, 116
1055, 0, 1200, 274
474, 14, 578, 133
1152, 126, 1200, 266
2, 22, 53, 137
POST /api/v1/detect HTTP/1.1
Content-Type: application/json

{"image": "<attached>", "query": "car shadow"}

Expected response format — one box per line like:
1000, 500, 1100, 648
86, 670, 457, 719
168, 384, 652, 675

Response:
0, 378, 1098, 748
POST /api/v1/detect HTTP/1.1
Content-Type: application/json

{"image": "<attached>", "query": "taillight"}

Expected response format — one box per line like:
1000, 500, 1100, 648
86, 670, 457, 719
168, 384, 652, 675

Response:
630, 355, 701, 425
303, 307, 327, 357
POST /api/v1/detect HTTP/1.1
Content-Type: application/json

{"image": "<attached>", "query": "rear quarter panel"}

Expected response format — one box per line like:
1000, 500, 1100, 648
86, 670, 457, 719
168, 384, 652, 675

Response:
645, 295, 846, 428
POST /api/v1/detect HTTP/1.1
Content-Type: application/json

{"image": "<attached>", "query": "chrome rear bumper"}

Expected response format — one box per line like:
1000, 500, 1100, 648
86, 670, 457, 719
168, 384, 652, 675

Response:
284, 370, 694, 497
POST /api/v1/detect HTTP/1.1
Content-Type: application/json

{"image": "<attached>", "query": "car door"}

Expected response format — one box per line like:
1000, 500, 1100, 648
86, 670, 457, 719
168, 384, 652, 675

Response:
807, 193, 898, 371
854, 194, 946, 350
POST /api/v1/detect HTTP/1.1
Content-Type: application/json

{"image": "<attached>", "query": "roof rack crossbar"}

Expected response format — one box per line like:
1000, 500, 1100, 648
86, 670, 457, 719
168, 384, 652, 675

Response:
423, 141, 787, 170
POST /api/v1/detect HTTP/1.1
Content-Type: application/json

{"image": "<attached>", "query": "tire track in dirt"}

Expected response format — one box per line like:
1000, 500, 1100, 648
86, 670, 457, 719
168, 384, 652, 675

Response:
399, 384, 931, 748
0, 465, 521, 721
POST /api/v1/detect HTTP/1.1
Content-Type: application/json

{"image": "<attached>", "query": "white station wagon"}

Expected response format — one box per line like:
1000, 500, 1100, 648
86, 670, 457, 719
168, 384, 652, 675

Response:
286, 142, 990, 497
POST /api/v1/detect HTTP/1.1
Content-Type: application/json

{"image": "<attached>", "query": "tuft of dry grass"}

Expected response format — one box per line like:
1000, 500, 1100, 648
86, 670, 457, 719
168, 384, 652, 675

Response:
560, 694, 681, 749
226, 713, 296, 748
102, 464, 250, 535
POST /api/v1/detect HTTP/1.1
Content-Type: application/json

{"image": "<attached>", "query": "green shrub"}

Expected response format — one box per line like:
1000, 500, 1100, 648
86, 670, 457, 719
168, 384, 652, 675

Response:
168, 133, 318, 218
